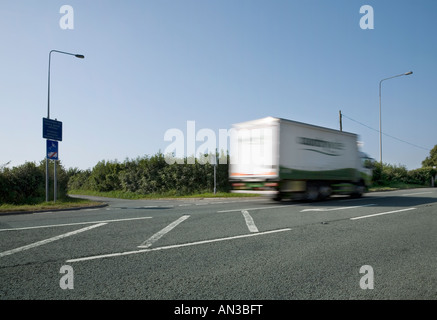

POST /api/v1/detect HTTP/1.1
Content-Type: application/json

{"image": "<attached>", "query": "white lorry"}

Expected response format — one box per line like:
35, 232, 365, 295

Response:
229, 117, 374, 201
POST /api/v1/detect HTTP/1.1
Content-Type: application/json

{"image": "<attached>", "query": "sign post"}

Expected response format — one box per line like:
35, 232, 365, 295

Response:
46, 140, 59, 202
43, 119, 62, 203
44, 49, 84, 203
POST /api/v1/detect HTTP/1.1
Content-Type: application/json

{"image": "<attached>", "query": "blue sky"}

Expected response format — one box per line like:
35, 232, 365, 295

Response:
1, 0, 436, 170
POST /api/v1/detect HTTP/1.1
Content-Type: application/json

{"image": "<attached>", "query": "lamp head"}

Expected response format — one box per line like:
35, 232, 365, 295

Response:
75, 54, 85, 59
405, 71, 413, 75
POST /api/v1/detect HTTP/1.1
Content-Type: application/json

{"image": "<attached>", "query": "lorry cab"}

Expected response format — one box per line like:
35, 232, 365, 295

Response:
359, 152, 375, 189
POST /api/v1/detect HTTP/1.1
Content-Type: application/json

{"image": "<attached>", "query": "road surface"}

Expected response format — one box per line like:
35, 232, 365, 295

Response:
1, 188, 436, 304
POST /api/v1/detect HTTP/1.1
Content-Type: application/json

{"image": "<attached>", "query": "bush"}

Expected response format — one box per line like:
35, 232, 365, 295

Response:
87, 160, 122, 192
67, 169, 91, 190
0, 160, 69, 205
407, 167, 435, 186
372, 162, 435, 187
68, 152, 231, 196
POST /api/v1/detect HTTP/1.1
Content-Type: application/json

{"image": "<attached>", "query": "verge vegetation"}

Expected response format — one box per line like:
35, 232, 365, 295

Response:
1, 147, 436, 209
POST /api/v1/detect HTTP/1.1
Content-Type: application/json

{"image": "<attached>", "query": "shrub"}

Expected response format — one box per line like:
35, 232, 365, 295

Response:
407, 167, 435, 186
67, 152, 231, 196
0, 160, 69, 205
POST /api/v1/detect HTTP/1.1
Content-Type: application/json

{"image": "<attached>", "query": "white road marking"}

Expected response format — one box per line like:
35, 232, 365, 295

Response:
0, 216, 152, 232
218, 205, 296, 213
0, 223, 107, 258
340, 197, 382, 202
138, 215, 190, 248
67, 228, 292, 263
241, 210, 259, 233
300, 204, 375, 212
350, 208, 417, 220
401, 191, 433, 196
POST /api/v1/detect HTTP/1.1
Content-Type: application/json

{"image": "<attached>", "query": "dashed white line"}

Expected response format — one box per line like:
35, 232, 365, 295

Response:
0, 223, 107, 258
340, 197, 382, 202
138, 215, 190, 248
241, 210, 259, 233
300, 204, 375, 212
401, 191, 433, 196
0, 216, 152, 232
67, 228, 292, 263
218, 205, 296, 213
350, 208, 417, 220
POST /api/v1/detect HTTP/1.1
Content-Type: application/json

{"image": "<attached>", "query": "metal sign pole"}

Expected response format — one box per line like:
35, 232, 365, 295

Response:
214, 164, 217, 195
46, 156, 49, 202
44, 49, 84, 203
54, 160, 57, 203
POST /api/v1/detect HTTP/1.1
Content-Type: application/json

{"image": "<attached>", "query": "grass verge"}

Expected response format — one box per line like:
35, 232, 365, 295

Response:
68, 189, 261, 200
0, 197, 104, 213
69, 184, 430, 200
369, 182, 428, 192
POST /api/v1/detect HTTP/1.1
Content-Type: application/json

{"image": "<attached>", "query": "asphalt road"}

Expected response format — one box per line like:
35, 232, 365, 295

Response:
0, 188, 436, 302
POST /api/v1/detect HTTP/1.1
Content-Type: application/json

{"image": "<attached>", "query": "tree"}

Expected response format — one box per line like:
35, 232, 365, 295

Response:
422, 145, 437, 167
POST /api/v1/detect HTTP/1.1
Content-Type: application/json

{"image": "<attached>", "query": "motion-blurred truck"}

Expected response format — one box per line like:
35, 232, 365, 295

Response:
229, 117, 374, 201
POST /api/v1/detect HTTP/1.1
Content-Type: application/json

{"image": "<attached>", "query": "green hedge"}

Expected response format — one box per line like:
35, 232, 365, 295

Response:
0, 160, 69, 205
372, 162, 435, 186
68, 152, 230, 196
3, 154, 433, 205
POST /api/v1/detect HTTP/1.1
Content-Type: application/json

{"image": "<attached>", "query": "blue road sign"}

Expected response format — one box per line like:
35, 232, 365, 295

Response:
47, 140, 59, 160
43, 118, 63, 141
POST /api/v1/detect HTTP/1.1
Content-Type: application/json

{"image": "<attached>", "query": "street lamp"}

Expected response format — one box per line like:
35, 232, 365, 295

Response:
46, 50, 85, 202
378, 71, 413, 165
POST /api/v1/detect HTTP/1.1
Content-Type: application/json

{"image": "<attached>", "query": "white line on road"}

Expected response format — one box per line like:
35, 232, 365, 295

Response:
0, 216, 152, 232
138, 215, 190, 248
0, 223, 107, 258
401, 191, 433, 196
218, 205, 296, 213
300, 204, 375, 212
67, 228, 292, 263
241, 210, 259, 233
350, 208, 417, 220
339, 197, 383, 202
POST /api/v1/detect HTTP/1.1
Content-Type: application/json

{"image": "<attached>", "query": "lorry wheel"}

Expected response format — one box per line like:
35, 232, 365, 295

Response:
318, 185, 332, 200
351, 181, 365, 198
305, 185, 319, 201
273, 194, 282, 201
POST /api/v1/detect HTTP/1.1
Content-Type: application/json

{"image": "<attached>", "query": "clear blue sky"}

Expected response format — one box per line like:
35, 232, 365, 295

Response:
1, 0, 436, 170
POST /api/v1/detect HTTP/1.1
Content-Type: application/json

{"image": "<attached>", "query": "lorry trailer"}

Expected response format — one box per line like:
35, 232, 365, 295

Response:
229, 117, 374, 201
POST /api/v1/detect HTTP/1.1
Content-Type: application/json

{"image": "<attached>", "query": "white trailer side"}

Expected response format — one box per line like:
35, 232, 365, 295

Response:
229, 117, 373, 200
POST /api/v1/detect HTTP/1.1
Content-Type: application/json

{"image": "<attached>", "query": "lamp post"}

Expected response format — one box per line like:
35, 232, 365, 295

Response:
378, 71, 413, 165
46, 50, 85, 202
